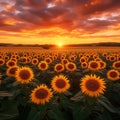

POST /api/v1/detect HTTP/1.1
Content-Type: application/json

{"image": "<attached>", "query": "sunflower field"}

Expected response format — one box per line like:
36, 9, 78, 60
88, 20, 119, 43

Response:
0, 46, 120, 120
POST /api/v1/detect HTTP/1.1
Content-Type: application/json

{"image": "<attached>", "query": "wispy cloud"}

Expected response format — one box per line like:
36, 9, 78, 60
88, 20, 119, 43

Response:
0, 0, 120, 44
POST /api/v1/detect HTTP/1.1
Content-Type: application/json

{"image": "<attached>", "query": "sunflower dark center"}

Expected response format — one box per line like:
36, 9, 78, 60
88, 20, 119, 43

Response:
0, 60, 4, 64
8, 61, 15, 66
109, 71, 118, 78
90, 62, 98, 68
46, 59, 50, 63
56, 65, 63, 70
71, 57, 74, 60
82, 63, 87, 67
9, 67, 18, 75
40, 63, 46, 68
55, 79, 66, 88
115, 62, 120, 68
23, 58, 26, 62
81, 59, 85, 62
63, 60, 67, 64
33, 60, 37, 63
35, 88, 48, 99
85, 79, 100, 91
19, 70, 31, 80
68, 63, 74, 69
110, 57, 115, 60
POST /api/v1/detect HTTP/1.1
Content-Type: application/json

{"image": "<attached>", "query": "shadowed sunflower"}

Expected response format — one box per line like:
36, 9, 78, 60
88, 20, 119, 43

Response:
112, 61, 120, 69
6, 60, 16, 67
51, 75, 70, 93
21, 57, 27, 64
79, 57, 87, 63
15, 67, 34, 84
69, 55, 76, 61
4, 56, 9, 61
54, 63, 64, 72
81, 62, 88, 69
80, 75, 106, 97
107, 69, 119, 81
32, 58, 39, 65
30, 84, 53, 104
6, 66, 19, 77
61, 59, 68, 65
45, 57, 52, 64
88, 61, 100, 71
109, 55, 116, 61
65, 62, 77, 72
99, 61, 106, 69
0, 59, 5, 66
38, 61, 48, 71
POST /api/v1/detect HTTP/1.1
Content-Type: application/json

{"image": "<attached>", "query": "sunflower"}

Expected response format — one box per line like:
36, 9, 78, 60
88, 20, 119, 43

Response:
107, 69, 119, 81
109, 55, 116, 61
4, 56, 9, 61
69, 55, 76, 61
102, 53, 107, 57
106, 56, 110, 61
95, 58, 101, 61
80, 75, 106, 97
81, 62, 88, 69
99, 61, 106, 69
6, 66, 19, 77
6, 60, 16, 67
0, 59, 5, 66
79, 57, 87, 63
54, 63, 64, 73
51, 75, 70, 93
27, 57, 31, 63
61, 59, 68, 65
112, 61, 120, 69
32, 58, 39, 65
117, 56, 120, 61
15, 55, 20, 60
45, 57, 52, 64
88, 61, 100, 71
0, 55, 3, 59
38, 61, 48, 71
10, 58, 17, 62
15, 67, 34, 84
65, 62, 77, 72
30, 84, 53, 104
21, 57, 27, 64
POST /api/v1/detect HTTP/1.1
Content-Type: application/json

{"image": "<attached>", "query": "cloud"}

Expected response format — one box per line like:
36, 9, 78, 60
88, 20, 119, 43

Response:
0, 0, 120, 40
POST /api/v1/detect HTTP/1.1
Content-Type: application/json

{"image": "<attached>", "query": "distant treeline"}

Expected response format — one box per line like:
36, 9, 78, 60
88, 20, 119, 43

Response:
0, 42, 120, 49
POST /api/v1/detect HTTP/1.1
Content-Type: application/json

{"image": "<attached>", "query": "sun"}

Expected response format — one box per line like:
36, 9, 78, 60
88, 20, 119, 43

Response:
57, 43, 63, 47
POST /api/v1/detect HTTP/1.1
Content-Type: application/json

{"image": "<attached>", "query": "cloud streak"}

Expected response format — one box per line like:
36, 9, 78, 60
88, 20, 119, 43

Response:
0, 0, 120, 44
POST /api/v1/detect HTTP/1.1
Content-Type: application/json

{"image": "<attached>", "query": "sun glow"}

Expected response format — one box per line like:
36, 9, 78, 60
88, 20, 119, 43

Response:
57, 43, 63, 47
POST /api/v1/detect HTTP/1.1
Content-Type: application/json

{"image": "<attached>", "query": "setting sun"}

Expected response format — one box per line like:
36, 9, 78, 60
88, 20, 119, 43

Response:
57, 43, 63, 47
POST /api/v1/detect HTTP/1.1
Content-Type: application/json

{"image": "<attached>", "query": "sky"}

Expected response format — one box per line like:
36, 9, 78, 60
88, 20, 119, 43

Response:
0, 0, 120, 45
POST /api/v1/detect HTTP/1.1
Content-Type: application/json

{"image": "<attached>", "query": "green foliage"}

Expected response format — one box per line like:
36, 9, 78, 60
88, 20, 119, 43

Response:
0, 49, 120, 120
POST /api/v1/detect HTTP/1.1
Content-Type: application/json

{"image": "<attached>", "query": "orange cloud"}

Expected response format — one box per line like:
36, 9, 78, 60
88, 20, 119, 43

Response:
0, 0, 120, 44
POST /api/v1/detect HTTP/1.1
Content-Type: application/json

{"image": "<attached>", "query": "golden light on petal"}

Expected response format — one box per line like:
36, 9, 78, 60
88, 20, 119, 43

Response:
107, 69, 120, 81
80, 75, 106, 97
38, 61, 48, 71
30, 84, 53, 104
54, 63, 64, 72
6, 66, 19, 77
15, 67, 34, 84
51, 75, 70, 93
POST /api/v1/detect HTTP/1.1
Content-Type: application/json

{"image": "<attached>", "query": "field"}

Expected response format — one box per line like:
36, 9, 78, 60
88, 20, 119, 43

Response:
0, 46, 120, 120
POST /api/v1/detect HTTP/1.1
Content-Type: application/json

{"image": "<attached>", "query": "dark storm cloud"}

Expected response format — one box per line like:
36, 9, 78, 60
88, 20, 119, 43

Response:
78, 0, 120, 16
0, 0, 120, 36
